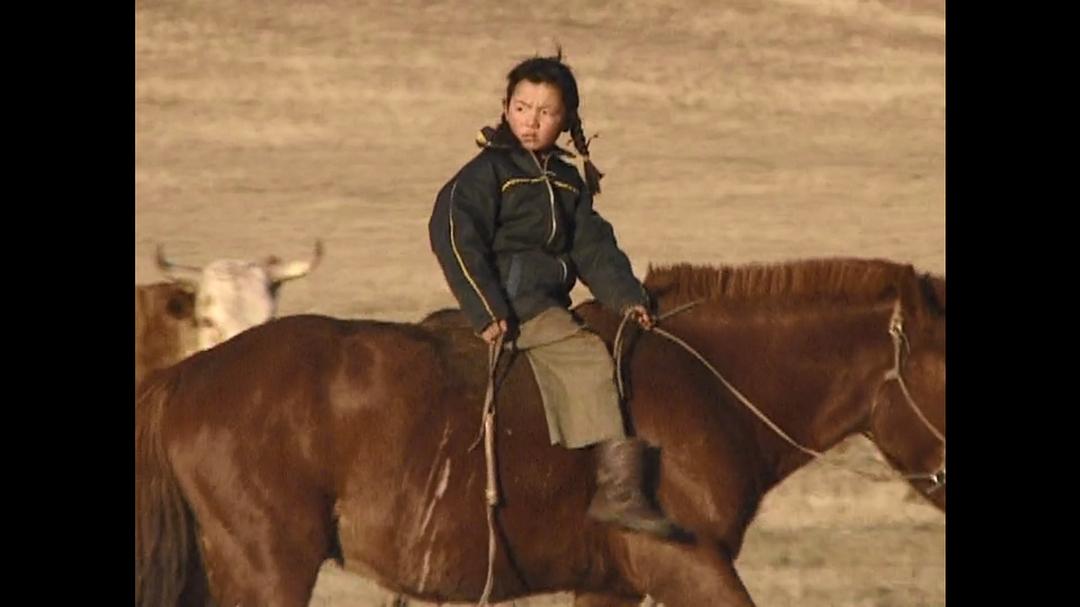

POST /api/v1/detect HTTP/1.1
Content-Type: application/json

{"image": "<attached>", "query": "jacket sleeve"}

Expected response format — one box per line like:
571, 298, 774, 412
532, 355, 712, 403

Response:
569, 186, 650, 315
428, 158, 512, 333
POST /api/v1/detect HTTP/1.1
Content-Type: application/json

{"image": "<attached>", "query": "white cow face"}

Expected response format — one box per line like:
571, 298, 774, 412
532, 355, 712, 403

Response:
194, 261, 278, 350
155, 241, 323, 352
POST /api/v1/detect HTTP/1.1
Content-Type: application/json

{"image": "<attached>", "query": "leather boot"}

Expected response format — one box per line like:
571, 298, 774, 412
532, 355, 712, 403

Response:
586, 438, 678, 538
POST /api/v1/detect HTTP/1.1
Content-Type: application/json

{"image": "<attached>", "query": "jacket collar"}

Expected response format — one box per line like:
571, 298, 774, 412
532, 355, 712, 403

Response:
475, 121, 576, 176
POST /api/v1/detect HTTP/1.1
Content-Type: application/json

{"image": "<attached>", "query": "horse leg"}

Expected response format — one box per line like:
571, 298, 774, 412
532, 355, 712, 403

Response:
614, 536, 756, 607
573, 592, 644, 606
172, 455, 334, 606
191, 503, 330, 607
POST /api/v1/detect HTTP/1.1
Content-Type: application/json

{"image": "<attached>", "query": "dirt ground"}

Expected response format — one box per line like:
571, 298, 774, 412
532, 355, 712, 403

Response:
135, 0, 945, 605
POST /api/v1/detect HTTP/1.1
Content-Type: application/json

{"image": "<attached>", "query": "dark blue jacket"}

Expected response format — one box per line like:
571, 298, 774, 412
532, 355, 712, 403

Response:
428, 123, 649, 333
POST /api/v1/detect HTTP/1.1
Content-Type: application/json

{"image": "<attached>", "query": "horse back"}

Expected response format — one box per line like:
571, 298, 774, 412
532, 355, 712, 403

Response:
150, 314, 610, 601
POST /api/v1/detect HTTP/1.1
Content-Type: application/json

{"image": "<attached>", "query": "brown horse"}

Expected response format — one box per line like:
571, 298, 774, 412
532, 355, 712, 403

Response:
135, 258, 945, 607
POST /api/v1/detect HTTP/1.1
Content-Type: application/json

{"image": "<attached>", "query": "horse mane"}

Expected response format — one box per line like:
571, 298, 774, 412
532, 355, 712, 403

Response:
643, 258, 944, 318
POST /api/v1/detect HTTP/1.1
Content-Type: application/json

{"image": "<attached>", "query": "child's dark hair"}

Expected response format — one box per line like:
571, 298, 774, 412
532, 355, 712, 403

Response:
504, 49, 605, 195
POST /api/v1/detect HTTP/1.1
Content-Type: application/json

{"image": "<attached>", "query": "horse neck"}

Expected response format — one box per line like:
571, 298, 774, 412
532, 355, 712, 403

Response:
663, 298, 900, 485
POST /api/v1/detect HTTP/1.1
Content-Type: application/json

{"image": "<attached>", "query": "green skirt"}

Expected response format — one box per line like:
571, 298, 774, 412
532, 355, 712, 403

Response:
514, 307, 627, 449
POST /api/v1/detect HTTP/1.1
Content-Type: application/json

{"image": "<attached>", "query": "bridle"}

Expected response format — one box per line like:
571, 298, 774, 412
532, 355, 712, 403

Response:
615, 299, 946, 494
866, 302, 946, 494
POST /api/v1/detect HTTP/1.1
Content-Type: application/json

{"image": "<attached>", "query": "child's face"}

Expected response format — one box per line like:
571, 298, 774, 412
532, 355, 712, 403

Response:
504, 80, 566, 153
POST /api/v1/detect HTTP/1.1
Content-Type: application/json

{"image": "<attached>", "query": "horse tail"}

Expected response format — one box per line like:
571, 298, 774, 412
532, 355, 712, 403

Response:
135, 371, 207, 606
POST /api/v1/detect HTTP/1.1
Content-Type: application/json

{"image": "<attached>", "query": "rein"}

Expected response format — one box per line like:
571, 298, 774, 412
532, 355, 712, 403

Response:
468, 332, 504, 606
613, 300, 945, 491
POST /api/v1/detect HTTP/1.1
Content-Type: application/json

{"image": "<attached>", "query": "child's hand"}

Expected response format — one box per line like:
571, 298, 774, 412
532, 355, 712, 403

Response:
480, 319, 509, 344
625, 304, 656, 330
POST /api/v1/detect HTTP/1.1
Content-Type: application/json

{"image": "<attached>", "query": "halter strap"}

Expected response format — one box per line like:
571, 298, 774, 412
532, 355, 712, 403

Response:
613, 300, 945, 487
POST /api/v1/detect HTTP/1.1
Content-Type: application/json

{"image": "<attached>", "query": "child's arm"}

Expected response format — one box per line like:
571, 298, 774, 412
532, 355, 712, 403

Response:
428, 162, 511, 334
569, 188, 650, 316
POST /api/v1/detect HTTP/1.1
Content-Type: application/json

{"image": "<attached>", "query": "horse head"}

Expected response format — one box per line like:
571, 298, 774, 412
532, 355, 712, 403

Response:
866, 272, 946, 510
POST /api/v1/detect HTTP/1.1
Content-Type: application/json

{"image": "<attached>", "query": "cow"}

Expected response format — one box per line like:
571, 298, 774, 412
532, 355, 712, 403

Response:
134, 240, 323, 386
134, 281, 199, 387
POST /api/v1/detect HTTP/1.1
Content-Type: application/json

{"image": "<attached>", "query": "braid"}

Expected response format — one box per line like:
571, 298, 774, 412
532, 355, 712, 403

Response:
569, 115, 604, 195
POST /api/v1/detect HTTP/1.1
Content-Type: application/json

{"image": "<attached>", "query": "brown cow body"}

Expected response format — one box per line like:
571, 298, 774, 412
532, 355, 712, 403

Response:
134, 282, 198, 387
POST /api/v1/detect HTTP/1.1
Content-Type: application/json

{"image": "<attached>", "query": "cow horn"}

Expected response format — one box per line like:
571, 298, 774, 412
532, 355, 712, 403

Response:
266, 239, 324, 283
155, 244, 203, 282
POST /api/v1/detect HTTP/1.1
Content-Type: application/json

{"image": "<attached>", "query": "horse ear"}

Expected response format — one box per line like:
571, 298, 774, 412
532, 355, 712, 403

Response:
921, 273, 945, 314
892, 264, 932, 321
